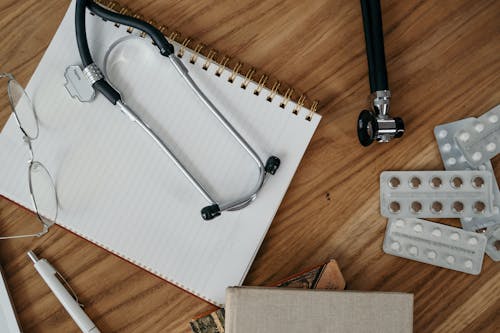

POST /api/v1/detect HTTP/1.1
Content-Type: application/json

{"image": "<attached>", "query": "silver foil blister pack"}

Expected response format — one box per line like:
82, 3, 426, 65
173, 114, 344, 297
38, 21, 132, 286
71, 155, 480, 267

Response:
454, 105, 500, 167
383, 218, 487, 274
485, 225, 500, 261
435, 119, 500, 231
380, 171, 494, 218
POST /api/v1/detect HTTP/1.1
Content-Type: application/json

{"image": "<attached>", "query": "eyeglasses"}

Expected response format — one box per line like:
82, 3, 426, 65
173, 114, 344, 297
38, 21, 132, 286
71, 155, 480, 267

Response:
0, 73, 57, 239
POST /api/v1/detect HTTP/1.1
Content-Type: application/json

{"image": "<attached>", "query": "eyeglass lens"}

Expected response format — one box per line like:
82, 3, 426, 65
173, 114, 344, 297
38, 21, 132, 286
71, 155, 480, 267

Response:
29, 161, 57, 227
7, 79, 39, 139
0, 75, 56, 239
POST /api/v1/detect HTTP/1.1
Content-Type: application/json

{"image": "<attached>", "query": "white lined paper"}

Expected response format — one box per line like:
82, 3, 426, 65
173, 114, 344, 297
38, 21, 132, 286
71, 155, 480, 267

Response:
0, 1, 320, 305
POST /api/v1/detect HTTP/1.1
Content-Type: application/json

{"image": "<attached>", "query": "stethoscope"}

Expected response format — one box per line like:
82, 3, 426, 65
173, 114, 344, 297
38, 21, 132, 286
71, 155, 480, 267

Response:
357, 0, 405, 146
74, 0, 280, 220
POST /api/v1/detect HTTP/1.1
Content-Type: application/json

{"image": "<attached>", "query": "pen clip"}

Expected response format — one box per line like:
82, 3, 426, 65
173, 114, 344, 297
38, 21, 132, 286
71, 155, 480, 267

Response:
55, 271, 84, 308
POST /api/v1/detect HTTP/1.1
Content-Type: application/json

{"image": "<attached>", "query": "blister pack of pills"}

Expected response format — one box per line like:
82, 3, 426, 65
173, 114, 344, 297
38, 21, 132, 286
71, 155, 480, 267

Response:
383, 218, 487, 274
485, 225, 500, 262
435, 119, 500, 231
454, 105, 500, 167
380, 171, 494, 218
435, 118, 479, 170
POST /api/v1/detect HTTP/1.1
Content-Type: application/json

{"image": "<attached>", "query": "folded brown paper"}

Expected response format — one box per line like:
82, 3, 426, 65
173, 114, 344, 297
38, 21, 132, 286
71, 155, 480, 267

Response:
225, 287, 413, 333
190, 259, 345, 333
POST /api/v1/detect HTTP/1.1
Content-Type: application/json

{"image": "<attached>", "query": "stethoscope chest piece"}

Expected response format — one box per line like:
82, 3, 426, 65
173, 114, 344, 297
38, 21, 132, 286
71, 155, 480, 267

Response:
357, 90, 404, 147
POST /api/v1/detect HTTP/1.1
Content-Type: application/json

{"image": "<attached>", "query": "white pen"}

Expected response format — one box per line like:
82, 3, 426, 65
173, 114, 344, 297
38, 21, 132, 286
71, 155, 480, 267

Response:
27, 251, 101, 333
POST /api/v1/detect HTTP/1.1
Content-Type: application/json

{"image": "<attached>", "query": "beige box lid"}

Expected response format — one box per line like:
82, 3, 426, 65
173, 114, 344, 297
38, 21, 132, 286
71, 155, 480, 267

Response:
225, 287, 413, 333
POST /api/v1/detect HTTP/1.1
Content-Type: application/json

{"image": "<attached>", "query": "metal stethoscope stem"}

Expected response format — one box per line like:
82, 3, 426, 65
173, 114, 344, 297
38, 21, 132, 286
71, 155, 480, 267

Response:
116, 57, 269, 214
75, 0, 279, 220
357, 0, 404, 147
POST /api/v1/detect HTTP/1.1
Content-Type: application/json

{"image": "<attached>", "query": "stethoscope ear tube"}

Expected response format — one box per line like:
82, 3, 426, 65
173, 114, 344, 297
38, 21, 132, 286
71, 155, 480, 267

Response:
75, 0, 176, 105
75, 0, 92, 67
75, 0, 122, 104
85, 1, 174, 57
360, 0, 388, 93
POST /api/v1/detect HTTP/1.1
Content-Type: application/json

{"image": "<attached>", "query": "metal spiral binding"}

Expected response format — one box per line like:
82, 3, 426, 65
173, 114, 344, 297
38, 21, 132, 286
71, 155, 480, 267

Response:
254, 74, 268, 96
168, 31, 179, 43
99, 0, 320, 120
202, 50, 217, 70
177, 37, 191, 58
158, 25, 167, 34
280, 88, 294, 108
293, 95, 306, 115
266, 81, 281, 102
307, 101, 318, 121
112, 7, 129, 27
215, 56, 230, 77
228, 62, 242, 83
241, 68, 255, 89
106, 1, 117, 12
190, 44, 204, 64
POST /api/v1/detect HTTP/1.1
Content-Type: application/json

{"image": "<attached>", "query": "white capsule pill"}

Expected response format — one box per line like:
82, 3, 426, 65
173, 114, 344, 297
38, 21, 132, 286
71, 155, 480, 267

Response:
414, 224, 423, 233
442, 143, 451, 152
409, 246, 418, 256
438, 130, 448, 138
468, 237, 478, 245
395, 219, 405, 227
486, 142, 496, 152
432, 229, 442, 237
446, 255, 455, 264
464, 260, 473, 268
474, 123, 484, 132
450, 232, 460, 241
489, 115, 498, 123
391, 242, 400, 251
472, 152, 482, 161
447, 157, 456, 166
427, 251, 437, 259
459, 132, 470, 142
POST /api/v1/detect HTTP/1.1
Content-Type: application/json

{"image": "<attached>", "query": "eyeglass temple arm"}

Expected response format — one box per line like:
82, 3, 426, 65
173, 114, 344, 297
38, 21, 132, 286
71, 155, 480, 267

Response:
0, 223, 48, 240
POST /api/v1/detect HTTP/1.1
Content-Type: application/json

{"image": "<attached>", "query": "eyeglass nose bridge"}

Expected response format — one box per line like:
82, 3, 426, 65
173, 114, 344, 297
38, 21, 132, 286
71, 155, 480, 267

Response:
0, 72, 14, 80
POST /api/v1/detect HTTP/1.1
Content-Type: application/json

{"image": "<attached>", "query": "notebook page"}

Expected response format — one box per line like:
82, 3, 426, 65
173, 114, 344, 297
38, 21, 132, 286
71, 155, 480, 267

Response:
0, 1, 320, 305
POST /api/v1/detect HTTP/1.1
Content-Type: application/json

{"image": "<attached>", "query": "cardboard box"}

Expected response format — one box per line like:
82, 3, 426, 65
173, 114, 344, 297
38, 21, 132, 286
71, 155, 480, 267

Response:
225, 287, 413, 333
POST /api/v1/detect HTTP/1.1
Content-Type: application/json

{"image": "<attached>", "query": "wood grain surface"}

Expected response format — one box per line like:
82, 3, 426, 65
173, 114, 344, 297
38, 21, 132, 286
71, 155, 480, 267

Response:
1, 0, 499, 332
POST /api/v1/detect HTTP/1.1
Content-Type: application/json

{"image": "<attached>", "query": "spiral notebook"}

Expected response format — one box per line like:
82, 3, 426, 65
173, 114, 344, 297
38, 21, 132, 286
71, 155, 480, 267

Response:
0, 0, 320, 305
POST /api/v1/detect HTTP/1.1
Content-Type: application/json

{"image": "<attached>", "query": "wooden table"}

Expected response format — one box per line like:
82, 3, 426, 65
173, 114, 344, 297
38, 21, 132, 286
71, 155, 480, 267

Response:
1, 0, 499, 332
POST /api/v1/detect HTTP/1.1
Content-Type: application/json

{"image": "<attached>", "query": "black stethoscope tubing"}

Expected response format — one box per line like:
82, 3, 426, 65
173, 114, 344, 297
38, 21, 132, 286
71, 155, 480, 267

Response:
75, 0, 174, 105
